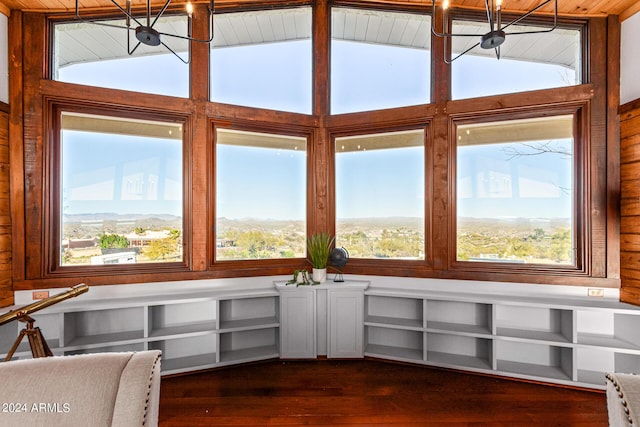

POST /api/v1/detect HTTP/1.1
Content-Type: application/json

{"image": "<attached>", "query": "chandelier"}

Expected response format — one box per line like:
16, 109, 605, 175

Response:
74, 0, 214, 64
431, 0, 557, 63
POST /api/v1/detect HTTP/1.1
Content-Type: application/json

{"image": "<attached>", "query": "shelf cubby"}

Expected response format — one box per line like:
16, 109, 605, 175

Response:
365, 295, 423, 330
219, 327, 279, 364
364, 325, 423, 362
149, 333, 218, 373
0, 312, 61, 356
148, 299, 217, 338
495, 305, 573, 343
219, 297, 279, 331
577, 311, 640, 350
576, 347, 614, 387
426, 300, 492, 335
63, 307, 144, 347
496, 340, 574, 382
615, 352, 640, 373
426, 332, 492, 370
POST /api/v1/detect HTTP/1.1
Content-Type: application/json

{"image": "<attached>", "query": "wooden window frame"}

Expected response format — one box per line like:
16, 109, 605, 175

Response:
208, 118, 317, 274
43, 100, 193, 278
448, 103, 591, 277
9, 4, 618, 291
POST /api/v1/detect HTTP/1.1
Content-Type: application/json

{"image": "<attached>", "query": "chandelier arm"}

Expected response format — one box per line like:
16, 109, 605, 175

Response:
484, 0, 495, 31
127, 37, 143, 56
161, 40, 190, 64
108, 0, 145, 28
74, 20, 136, 32
500, 0, 555, 32
75, 0, 143, 28
150, 0, 173, 29
505, 26, 557, 36
446, 41, 481, 63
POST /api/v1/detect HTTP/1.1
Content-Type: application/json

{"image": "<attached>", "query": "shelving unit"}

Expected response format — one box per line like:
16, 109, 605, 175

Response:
3, 280, 639, 389
364, 288, 640, 390
0, 289, 280, 375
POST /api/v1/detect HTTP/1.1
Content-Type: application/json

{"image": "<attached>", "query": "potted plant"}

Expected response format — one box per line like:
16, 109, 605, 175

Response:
307, 232, 334, 283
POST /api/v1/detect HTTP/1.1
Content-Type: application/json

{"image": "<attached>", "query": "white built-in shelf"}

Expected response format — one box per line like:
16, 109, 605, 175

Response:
3, 280, 639, 390
0, 287, 281, 374
148, 321, 218, 339
64, 330, 145, 348
363, 286, 640, 390
427, 351, 493, 371
159, 353, 218, 374
219, 345, 280, 365
497, 360, 573, 382
219, 317, 279, 332
365, 343, 423, 362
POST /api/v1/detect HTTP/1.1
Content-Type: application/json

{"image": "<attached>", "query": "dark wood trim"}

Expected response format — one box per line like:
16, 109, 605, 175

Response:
0, 109, 12, 309
620, 89, 640, 306
9, 11, 26, 283
606, 15, 621, 280
190, 3, 211, 272
588, 17, 609, 279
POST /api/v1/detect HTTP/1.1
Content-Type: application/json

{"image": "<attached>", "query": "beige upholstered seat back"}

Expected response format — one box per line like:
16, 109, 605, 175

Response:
0, 351, 161, 427
606, 373, 640, 427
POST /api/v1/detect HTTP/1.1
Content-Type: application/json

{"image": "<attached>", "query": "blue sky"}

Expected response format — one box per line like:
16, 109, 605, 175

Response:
59, 37, 575, 222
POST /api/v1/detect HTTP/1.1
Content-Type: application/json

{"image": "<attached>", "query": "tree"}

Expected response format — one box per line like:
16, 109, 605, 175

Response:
144, 238, 179, 260
99, 233, 129, 249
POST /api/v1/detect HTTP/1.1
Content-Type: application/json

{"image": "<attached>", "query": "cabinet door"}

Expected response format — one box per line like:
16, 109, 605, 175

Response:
280, 290, 315, 358
328, 290, 364, 358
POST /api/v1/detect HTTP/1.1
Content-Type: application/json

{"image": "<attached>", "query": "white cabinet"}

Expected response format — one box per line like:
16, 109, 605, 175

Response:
364, 288, 640, 390
275, 281, 368, 359
0, 290, 280, 375
328, 289, 364, 358
279, 289, 315, 358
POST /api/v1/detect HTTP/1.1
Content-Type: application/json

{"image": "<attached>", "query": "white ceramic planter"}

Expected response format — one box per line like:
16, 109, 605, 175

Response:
312, 268, 327, 283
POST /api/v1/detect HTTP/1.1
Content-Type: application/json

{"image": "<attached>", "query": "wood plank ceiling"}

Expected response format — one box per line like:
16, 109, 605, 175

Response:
1, 0, 639, 19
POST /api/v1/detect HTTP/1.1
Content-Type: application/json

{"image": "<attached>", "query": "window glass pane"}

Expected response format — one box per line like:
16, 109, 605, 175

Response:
210, 8, 312, 114
216, 129, 307, 260
335, 130, 425, 259
456, 116, 574, 265
53, 16, 189, 97
451, 21, 581, 99
331, 8, 431, 114
61, 112, 183, 266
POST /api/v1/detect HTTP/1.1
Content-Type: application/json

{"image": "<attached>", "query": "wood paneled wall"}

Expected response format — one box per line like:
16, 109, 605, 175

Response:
620, 99, 640, 305
0, 104, 13, 308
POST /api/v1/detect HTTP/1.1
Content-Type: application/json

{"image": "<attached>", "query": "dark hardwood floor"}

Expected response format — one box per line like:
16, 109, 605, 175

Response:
159, 359, 608, 426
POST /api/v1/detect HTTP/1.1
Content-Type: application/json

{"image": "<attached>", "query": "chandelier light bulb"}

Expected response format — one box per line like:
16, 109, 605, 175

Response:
442, 0, 450, 10
186, 2, 193, 18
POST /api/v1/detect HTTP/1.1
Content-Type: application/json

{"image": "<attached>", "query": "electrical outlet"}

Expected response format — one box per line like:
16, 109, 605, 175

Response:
587, 288, 604, 297
32, 291, 49, 300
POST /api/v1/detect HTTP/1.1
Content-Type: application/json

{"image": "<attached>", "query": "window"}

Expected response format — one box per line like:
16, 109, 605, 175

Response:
335, 129, 425, 259
451, 21, 582, 99
210, 8, 312, 114
59, 112, 184, 266
53, 17, 189, 97
331, 8, 431, 114
215, 128, 307, 261
456, 115, 575, 266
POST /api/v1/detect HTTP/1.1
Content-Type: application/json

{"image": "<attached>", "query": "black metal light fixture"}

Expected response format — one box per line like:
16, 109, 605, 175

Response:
75, 0, 214, 64
431, 0, 557, 63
